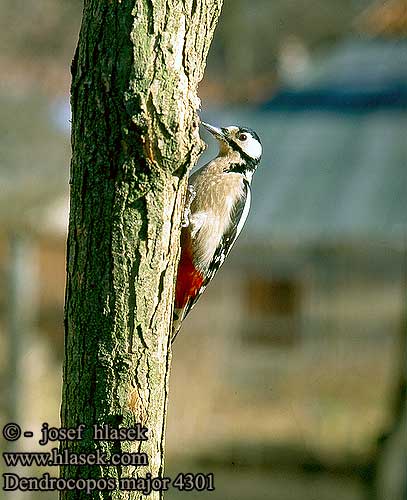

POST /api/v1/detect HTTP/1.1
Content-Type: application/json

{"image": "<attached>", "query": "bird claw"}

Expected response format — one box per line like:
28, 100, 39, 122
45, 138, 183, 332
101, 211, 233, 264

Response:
181, 185, 196, 227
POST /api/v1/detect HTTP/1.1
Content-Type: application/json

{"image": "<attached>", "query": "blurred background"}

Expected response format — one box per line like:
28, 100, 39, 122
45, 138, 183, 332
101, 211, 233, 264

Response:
0, 1, 406, 499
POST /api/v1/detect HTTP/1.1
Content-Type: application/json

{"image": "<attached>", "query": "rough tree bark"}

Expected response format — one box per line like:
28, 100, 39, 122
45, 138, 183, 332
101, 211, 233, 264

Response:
61, 1, 222, 499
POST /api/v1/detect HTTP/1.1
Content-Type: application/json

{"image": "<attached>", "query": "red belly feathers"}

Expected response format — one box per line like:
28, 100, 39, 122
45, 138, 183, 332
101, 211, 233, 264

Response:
175, 230, 204, 309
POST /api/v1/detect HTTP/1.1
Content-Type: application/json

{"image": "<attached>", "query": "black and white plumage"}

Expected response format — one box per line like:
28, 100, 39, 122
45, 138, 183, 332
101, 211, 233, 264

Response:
172, 122, 262, 341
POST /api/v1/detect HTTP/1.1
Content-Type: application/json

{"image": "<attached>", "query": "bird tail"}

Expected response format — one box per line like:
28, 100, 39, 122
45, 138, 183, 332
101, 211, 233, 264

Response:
171, 307, 186, 343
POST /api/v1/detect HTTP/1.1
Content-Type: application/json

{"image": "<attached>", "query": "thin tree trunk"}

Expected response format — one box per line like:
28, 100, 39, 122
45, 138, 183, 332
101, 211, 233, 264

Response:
61, 2, 222, 499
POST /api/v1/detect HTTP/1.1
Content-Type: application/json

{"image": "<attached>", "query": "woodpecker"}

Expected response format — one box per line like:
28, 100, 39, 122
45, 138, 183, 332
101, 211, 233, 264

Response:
172, 122, 262, 341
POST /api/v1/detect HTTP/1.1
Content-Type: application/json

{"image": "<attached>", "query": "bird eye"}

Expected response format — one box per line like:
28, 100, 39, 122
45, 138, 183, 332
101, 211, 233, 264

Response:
239, 133, 247, 141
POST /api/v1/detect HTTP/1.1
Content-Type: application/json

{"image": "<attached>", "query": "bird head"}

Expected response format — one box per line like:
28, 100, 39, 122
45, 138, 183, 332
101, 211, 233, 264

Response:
201, 122, 262, 168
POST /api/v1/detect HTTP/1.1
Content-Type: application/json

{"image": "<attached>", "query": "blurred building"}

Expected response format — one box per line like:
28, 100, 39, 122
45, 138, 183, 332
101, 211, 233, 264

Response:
0, 93, 69, 450
168, 37, 407, 500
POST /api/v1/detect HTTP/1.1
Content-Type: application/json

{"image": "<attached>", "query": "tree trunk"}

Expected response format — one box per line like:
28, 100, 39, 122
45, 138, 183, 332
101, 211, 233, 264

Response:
61, 2, 222, 499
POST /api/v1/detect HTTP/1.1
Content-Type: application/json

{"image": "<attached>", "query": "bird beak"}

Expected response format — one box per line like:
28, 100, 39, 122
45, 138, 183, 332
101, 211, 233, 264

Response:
201, 122, 226, 141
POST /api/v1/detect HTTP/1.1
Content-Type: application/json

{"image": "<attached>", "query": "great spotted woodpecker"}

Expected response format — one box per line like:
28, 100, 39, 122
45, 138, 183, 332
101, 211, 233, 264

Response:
172, 122, 262, 340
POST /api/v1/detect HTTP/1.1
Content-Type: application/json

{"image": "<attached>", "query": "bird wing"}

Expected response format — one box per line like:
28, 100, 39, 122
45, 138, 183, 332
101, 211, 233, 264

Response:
197, 179, 251, 302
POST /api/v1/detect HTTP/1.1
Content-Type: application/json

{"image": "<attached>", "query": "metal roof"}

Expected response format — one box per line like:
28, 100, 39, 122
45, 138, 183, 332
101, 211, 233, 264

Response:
200, 109, 406, 245
263, 39, 407, 113
200, 40, 407, 245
